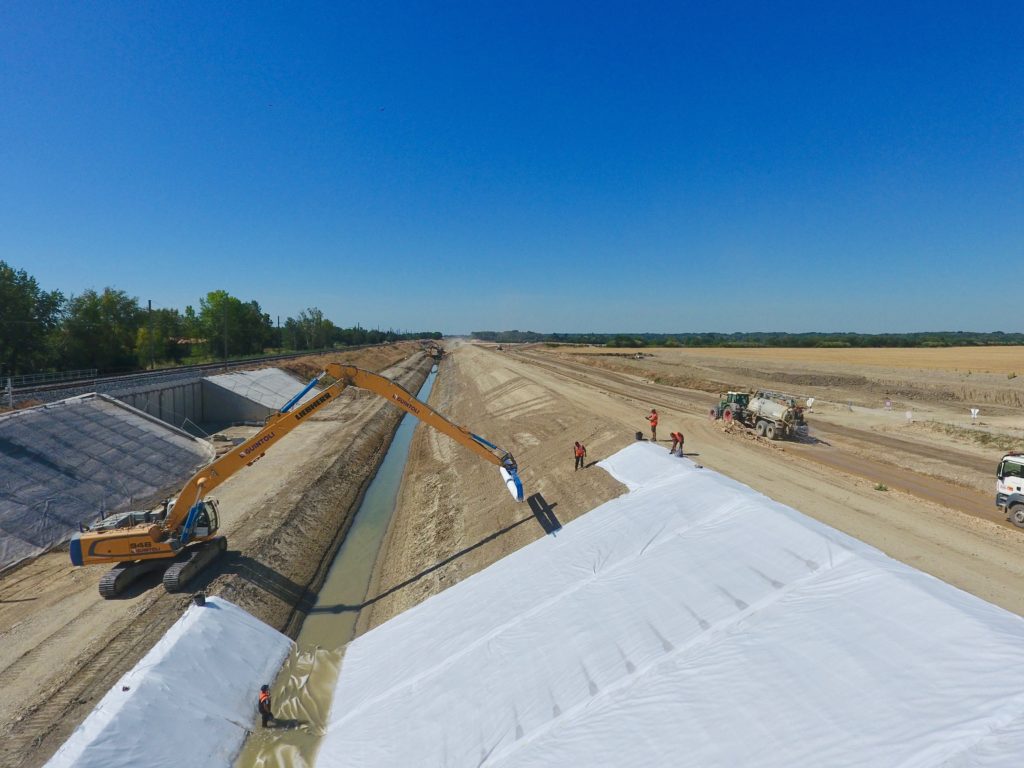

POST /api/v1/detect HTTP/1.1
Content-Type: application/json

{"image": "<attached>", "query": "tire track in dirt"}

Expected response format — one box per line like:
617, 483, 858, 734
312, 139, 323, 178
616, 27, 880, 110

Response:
511, 350, 1014, 532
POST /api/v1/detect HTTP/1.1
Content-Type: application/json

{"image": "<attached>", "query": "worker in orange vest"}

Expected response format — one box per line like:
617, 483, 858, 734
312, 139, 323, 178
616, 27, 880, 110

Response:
646, 409, 658, 441
258, 684, 274, 728
669, 431, 685, 455
574, 441, 587, 471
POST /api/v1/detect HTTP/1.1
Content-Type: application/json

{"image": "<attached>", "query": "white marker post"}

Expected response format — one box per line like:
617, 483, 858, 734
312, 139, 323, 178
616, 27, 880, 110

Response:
970, 408, 979, 422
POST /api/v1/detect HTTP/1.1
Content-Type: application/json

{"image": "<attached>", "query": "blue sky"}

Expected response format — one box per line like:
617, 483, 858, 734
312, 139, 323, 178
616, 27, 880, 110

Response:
1, 2, 1021, 333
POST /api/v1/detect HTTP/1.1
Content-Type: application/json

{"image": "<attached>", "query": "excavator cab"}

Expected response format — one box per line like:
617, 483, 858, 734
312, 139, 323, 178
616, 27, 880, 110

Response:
191, 499, 220, 539
76, 363, 522, 598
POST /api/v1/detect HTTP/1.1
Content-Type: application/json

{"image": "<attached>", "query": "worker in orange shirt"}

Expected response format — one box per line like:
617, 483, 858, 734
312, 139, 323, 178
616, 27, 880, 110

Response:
258, 684, 274, 728
646, 409, 658, 441
574, 441, 587, 471
669, 431, 684, 455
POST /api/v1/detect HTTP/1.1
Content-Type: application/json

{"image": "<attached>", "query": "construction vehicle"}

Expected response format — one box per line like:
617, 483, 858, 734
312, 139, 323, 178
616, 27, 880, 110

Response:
710, 390, 808, 440
71, 364, 524, 598
996, 452, 1024, 528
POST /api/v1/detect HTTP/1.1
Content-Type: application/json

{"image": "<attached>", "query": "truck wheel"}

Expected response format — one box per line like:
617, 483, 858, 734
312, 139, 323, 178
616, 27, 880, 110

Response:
709, 408, 719, 420
755, 420, 767, 437
1009, 504, 1024, 529
765, 423, 777, 440
723, 409, 733, 423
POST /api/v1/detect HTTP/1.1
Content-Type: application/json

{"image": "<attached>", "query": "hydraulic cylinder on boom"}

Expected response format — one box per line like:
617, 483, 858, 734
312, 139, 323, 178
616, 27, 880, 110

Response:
70, 363, 524, 598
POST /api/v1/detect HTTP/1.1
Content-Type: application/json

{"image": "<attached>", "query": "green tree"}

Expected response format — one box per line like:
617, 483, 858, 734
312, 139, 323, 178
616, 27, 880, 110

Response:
0, 261, 64, 376
283, 316, 304, 350
135, 308, 188, 366
296, 307, 334, 350
59, 288, 142, 372
198, 290, 274, 358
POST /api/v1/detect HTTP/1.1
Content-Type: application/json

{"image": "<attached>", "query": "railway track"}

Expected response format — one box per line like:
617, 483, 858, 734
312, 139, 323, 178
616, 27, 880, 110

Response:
6, 343, 403, 405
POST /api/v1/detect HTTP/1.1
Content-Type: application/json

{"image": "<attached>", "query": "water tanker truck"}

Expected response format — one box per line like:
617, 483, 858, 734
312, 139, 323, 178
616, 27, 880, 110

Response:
710, 390, 808, 440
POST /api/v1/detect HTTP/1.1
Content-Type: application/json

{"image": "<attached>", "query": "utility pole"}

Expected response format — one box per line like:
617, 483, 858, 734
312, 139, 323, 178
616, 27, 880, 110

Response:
277, 315, 281, 351
147, 300, 154, 370
223, 305, 229, 365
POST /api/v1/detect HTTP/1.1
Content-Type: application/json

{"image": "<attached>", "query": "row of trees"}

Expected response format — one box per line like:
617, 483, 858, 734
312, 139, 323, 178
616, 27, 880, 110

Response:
0, 261, 440, 377
471, 330, 1024, 348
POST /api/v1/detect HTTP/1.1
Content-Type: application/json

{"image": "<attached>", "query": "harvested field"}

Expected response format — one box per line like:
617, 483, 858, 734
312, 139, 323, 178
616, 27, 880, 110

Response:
546, 346, 1024, 410
564, 345, 1024, 374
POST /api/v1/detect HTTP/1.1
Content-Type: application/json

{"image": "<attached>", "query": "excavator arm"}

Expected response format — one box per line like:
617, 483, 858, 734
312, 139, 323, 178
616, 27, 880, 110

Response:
328, 365, 522, 498
71, 361, 524, 578
166, 363, 525, 543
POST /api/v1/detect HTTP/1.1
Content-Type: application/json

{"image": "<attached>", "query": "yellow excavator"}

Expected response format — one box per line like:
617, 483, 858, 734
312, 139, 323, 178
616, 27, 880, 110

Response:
70, 364, 524, 598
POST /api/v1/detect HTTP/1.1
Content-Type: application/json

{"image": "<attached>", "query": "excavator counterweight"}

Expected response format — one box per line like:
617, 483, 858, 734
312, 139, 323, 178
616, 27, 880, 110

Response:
71, 361, 523, 597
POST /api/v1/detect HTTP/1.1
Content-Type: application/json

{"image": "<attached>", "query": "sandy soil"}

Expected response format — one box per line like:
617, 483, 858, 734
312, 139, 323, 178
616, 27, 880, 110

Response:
364, 342, 1024, 641
5, 339, 1023, 766
0, 343, 430, 768
359, 341, 627, 631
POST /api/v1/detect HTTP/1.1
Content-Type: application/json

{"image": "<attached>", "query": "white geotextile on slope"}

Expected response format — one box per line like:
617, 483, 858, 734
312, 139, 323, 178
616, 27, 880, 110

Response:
204, 367, 317, 411
45, 597, 292, 768
317, 442, 1024, 767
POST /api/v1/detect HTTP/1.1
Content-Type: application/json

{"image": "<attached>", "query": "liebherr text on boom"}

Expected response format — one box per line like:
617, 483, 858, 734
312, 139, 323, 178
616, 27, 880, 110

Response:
70, 363, 524, 598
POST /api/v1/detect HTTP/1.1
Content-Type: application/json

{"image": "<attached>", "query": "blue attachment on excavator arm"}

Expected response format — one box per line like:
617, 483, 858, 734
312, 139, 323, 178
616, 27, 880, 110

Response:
280, 374, 324, 414
178, 501, 204, 546
501, 466, 525, 502
470, 432, 524, 501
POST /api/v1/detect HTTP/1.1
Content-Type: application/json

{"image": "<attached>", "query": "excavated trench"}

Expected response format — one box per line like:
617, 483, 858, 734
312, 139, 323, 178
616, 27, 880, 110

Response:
236, 368, 438, 768
0, 349, 434, 768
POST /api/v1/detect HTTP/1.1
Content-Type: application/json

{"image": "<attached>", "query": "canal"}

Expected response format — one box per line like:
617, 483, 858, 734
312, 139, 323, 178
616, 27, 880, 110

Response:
237, 367, 438, 767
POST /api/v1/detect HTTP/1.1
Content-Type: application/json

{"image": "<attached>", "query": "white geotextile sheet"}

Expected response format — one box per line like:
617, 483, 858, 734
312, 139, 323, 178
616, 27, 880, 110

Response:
204, 367, 317, 411
318, 442, 1024, 767
45, 596, 292, 768
0, 394, 213, 570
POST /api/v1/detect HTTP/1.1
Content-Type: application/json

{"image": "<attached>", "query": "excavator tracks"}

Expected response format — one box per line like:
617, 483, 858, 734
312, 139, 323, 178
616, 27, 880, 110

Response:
97, 560, 168, 599
162, 536, 228, 593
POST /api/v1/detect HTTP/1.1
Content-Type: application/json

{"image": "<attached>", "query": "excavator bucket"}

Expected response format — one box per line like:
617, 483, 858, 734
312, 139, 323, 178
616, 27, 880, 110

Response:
500, 467, 525, 502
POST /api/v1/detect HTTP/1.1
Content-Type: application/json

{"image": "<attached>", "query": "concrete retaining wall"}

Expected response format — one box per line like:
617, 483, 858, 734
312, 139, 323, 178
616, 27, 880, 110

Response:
200, 379, 273, 424
117, 380, 204, 431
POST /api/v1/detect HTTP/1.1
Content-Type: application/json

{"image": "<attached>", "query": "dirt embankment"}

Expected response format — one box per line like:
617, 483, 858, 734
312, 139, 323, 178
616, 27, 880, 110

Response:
359, 342, 627, 632
365, 342, 1024, 646
0, 343, 429, 768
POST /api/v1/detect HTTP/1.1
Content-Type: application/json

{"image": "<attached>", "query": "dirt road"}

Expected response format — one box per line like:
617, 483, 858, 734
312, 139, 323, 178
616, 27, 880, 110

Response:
5, 339, 1022, 766
0, 344, 430, 768
365, 343, 1024, 639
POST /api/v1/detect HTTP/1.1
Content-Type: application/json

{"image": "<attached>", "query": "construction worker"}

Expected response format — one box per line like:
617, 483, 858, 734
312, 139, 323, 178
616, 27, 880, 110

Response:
646, 409, 658, 441
669, 431, 682, 454
258, 684, 274, 728
574, 441, 587, 471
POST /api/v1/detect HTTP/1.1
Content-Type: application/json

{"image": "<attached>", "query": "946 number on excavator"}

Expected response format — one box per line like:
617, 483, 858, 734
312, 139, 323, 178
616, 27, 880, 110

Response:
70, 363, 524, 598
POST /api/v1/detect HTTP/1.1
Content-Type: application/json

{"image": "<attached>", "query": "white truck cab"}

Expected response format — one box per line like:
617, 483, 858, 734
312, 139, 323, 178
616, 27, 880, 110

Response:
996, 453, 1024, 528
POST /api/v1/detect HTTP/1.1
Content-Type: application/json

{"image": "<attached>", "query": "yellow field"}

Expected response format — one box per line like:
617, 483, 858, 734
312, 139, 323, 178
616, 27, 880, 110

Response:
569, 346, 1024, 374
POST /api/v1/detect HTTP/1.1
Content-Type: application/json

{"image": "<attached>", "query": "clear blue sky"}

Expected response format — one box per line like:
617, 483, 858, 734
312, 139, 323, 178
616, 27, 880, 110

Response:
1, 2, 1021, 334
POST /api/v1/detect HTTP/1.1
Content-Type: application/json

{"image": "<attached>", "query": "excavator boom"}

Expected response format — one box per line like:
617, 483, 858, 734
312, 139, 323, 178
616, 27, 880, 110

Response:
331, 365, 522, 499
70, 360, 523, 597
